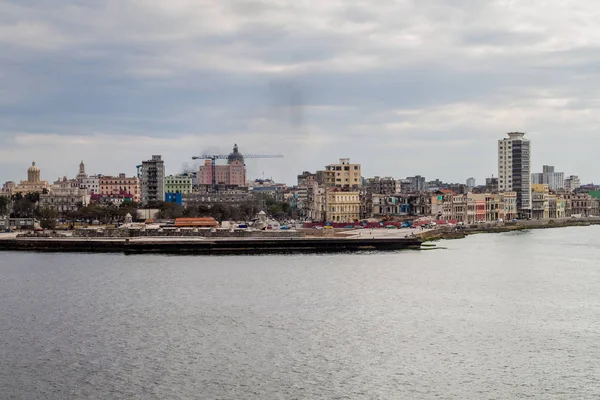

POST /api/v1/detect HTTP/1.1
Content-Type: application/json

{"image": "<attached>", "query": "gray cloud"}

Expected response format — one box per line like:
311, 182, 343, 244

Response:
2, 0, 600, 185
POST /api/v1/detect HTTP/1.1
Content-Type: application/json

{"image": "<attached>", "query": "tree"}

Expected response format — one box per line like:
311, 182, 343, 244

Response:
11, 198, 35, 218
0, 196, 10, 216
38, 208, 58, 230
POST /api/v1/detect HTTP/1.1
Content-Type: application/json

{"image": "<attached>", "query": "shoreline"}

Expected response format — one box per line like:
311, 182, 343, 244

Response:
417, 218, 600, 241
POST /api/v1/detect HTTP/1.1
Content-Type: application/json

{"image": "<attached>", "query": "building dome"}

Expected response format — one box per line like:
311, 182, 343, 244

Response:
227, 144, 244, 165
28, 161, 40, 173
27, 161, 41, 183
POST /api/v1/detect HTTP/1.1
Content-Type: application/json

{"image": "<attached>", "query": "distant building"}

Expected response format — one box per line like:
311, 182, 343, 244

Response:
1, 181, 15, 195
485, 177, 498, 193
365, 176, 397, 195
39, 177, 90, 212
99, 174, 140, 203
324, 158, 361, 189
531, 184, 550, 220
326, 189, 360, 222
466, 177, 476, 188
76, 160, 88, 183
14, 162, 50, 194
197, 144, 246, 187
183, 186, 253, 206
406, 175, 426, 192
498, 132, 531, 218
531, 173, 543, 185
532, 165, 564, 191
297, 171, 316, 188
249, 179, 286, 202
80, 175, 100, 195
564, 175, 581, 192
141, 155, 165, 204
165, 174, 194, 196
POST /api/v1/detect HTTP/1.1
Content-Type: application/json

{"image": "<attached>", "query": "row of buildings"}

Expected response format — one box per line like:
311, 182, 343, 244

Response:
0, 135, 596, 222
0, 145, 284, 213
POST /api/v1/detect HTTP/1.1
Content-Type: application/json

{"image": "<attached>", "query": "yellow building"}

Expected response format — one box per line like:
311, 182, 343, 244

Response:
324, 158, 361, 189
326, 189, 360, 222
531, 184, 550, 220
499, 192, 517, 221
14, 161, 50, 194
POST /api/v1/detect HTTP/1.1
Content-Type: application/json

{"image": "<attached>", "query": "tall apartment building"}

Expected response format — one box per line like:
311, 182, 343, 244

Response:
498, 132, 531, 218
466, 177, 476, 188
324, 158, 361, 189
141, 155, 165, 205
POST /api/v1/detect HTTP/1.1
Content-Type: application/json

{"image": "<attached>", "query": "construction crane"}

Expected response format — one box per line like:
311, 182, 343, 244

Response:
192, 145, 283, 192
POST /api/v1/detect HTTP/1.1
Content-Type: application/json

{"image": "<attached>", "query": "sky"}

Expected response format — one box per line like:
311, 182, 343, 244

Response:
2, 0, 599, 186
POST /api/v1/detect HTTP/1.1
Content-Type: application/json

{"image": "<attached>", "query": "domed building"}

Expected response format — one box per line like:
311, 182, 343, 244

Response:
14, 161, 50, 195
227, 144, 244, 165
198, 144, 247, 187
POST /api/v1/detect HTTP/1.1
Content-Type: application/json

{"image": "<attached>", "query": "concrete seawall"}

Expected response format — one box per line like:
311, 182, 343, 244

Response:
0, 237, 423, 254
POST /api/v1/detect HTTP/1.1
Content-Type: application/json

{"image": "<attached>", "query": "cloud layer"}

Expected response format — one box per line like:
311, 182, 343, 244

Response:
2, 0, 599, 184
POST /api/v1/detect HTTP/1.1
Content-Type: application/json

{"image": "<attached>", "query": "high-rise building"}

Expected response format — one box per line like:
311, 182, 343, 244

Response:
324, 158, 361, 189
532, 165, 564, 191
466, 177, 476, 188
498, 132, 531, 218
141, 155, 165, 205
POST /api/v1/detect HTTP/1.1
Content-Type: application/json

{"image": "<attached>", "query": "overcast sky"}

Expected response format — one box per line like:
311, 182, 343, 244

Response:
2, 0, 599, 186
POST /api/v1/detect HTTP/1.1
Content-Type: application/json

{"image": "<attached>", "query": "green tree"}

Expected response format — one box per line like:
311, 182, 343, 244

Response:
0, 196, 11, 216
11, 198, 35, 218
38, 208, 58, 230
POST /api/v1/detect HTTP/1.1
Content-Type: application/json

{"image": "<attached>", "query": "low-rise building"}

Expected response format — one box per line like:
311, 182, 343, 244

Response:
548, 194, 566, 219
563, 193, 593, 217
531, 184, 550, 220
99, 174, 140, 203
39, 177, 90, 212
80, 175, 100, 195
165, 174, 194, 196
326, 189, 360, 223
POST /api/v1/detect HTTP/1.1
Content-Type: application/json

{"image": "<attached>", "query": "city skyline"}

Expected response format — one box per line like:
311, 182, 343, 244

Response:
0, 142, 590, 189
3, 1, 600, 184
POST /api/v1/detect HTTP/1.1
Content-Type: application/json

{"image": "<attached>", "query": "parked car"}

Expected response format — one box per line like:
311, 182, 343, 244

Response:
280, 225, 290, 230
313, 226, 323, 230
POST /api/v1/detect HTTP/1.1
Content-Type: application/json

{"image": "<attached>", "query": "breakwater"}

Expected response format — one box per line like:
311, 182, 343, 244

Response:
0, 237, 423, 254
